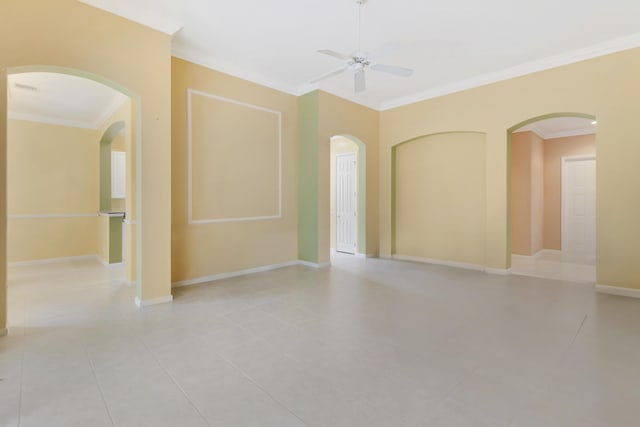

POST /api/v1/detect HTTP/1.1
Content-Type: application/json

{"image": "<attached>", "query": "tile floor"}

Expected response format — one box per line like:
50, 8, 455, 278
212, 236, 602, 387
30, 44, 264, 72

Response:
511, 250, 596, 283
2, 254, 639, 426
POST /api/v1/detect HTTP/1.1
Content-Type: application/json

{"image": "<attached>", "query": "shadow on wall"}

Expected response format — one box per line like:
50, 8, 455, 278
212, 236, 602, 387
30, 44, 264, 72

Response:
391, 131, 486, 268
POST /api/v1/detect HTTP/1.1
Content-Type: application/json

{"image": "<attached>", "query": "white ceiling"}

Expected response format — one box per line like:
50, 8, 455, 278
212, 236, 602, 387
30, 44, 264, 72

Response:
78, 0, 640, 110
514, 117, 596, 139
8, 72, 127, 130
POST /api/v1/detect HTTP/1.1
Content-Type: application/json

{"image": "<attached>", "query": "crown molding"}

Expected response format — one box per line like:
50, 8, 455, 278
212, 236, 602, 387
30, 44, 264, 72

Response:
545, 127, 596, 139
515, 124, 596, 140
78, 1, 183, 35
8, 111, 98, 130
172, 44, 301, 97
379, 32, 640, 111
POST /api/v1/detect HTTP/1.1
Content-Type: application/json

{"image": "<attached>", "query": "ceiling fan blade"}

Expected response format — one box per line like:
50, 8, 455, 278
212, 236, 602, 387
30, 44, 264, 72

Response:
370, 63, 413, 77
354, 69, 365, 92
309, 67, 348, 84
317, 49, 351, 61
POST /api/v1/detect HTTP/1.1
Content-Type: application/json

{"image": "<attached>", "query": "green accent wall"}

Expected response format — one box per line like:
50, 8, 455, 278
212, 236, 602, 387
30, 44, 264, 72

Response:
109, 215, 123, 263
298, 92, 320, 263
100, 140, 111, 212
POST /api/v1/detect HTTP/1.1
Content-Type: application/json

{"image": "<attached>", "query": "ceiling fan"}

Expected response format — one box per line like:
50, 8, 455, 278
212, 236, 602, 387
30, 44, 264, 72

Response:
310, 0, 413, 92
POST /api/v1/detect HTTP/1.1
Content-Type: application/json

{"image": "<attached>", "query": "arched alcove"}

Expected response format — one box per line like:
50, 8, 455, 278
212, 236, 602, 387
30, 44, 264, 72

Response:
391, 131, 487, 268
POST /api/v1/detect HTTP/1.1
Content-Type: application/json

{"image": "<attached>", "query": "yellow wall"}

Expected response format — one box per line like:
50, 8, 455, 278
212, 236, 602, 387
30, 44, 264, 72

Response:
318, 91, 379, 262
1, 0, 173, 325
381, 48, 640, 289
395, 132, 486, 266
171, 57, 298, 283
511, 131, 544, 256
544, 134, 596, 250
7, 119, 100, 262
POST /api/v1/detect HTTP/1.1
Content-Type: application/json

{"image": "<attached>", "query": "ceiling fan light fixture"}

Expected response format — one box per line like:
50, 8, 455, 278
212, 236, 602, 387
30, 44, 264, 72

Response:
310, 0, 413, 92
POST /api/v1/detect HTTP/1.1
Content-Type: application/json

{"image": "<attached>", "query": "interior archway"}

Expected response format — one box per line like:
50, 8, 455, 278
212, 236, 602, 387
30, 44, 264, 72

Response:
507, 112, 597, 281
4, 66, 143, 331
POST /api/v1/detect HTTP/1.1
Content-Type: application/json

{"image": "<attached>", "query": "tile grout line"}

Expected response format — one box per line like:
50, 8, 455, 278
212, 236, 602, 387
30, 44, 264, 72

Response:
214, 348, 313, 427
85, 346, 117, 427
138, 338, 214, 427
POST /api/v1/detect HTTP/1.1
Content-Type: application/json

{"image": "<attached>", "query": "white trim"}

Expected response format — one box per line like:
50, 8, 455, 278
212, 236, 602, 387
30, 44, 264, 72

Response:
8, 111, 98, 130
8, 213, 99, 219
380, 32, 640, 111
0, 328, 7, 338
391, 254, 485, 272
78, 1, 183, 35
99, 212, 125, 218
596, 284, 640, 299
513, 124, 596, 140
297, 260, 331, 269
545, 127, 596, 140
562, 155, 596, 256
8, 255, 100, 267
134, 295, 174, 307
187, 89, 283, 224
98, 257, 124, 268
172, 261, 300, 288
173, 46, 300, 96
123, 219, 137, 225
485, 267, 512, 275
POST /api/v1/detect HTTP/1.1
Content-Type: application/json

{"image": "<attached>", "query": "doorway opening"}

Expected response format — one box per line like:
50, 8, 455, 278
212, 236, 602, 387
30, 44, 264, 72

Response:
329, 135, 366, 257
5, 68, 140, 332
508, 114, 596, 282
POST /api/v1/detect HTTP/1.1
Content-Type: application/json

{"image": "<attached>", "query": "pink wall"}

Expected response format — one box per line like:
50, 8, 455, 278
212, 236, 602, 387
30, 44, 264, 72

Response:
511, 131, 544, 255
543, 134, 596, 249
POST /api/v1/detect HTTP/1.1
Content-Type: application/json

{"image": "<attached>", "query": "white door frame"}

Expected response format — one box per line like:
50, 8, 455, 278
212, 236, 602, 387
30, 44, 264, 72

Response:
335, 152, 357, 254
561, 154, 596, 257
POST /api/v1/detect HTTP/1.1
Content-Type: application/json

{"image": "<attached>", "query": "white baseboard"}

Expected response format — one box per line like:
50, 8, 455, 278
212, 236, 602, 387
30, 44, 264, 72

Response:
172, 261, 300, 288
98, 258, 124, 268
0, 328, 7, 337
485, 267, 512, 275
134, 295, 174, 307
297, 260, 331, 268
392, 254, 485, 272
596, 284, 640, 299
8, 254, 100, 267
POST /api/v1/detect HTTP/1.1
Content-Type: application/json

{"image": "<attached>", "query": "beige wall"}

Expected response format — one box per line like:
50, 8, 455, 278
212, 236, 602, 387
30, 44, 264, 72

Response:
7, 119, 100, 262
318, 91, 379, 262
544, 134, 596, 249
380, 49, 640, 288
330, 136, 358, 249
380, 48, 640, 290
1, 0, 173, 328
171, 57, 298, 283
395, 132, 486, 265
511, 131, 544, 256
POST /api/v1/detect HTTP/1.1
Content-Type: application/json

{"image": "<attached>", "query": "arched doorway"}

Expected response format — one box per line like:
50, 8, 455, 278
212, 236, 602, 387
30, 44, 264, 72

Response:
4, 66, 143, 334
508, 112, 597, 282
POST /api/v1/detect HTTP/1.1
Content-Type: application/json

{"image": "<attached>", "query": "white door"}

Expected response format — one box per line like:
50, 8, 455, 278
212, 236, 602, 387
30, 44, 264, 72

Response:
562, 156, 596, 260
336, 153, 357, 254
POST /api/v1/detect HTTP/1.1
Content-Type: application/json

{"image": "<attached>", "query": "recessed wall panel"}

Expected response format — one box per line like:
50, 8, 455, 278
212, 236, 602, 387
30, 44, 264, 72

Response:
188, 90, 281, 223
